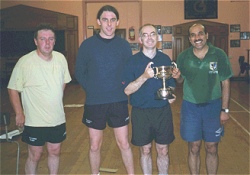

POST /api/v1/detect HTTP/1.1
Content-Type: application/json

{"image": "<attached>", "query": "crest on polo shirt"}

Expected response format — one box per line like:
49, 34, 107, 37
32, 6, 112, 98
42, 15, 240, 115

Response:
209, 62, 218, 74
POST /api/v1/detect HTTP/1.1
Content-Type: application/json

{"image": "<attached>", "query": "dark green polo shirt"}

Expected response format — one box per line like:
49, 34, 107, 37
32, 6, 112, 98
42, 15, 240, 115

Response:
177, 43, 233, 104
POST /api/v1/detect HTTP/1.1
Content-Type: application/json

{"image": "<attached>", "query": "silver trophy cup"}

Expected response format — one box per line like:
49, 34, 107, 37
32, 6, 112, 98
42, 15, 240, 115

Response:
153, 62, 177, 100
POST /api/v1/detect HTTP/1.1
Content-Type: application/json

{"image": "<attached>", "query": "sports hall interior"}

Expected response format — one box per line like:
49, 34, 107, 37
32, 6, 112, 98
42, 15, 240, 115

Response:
0, 1, 249, 174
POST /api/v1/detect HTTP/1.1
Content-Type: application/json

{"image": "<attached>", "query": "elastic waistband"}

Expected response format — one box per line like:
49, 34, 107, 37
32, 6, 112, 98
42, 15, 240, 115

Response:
185, 98, 221, 107
195, 103, 209, 107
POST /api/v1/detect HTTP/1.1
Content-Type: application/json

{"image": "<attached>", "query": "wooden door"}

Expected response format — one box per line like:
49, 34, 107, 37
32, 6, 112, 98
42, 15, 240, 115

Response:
172, 36, 189, 61
65, 30, 78, 80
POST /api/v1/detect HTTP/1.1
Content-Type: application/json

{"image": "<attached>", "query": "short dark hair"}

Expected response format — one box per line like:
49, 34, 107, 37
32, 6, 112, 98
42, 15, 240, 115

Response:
188, 23, 207, 36
96, 5, 119, 20
34, 23, 56, 39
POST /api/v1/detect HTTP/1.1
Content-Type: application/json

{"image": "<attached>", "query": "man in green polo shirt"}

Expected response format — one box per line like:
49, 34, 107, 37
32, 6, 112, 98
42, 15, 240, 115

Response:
172, 23, 233, 175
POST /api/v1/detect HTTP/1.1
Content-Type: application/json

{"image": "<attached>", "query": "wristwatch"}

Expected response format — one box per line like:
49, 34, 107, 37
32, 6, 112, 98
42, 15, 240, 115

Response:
221, 108, 229, 113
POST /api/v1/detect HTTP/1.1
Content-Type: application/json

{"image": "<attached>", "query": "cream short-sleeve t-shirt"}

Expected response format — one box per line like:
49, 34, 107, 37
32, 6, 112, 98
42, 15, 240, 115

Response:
8, 50, 71, 127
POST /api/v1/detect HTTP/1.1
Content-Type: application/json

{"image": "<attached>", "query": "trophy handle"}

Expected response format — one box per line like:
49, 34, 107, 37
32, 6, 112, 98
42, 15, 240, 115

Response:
149, 62, 159, 79
149, 62, 154, 68
172, 62, 177, 68
152, 67, 159, 79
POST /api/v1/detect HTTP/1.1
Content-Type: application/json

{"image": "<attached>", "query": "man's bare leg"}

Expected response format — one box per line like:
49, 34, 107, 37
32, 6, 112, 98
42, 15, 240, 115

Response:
205, 142, 218, 175
47, 142, 61, 175
139, 143, 152, 174
188, 141, 202, 175
89, 128, 103, 175
114, 125, 134, 175
156, 143, 169, 175
25, 145, 43, 174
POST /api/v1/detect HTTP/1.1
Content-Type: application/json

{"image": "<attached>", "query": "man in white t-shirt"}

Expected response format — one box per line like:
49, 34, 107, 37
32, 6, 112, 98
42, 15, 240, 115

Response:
8, 23, 71, 174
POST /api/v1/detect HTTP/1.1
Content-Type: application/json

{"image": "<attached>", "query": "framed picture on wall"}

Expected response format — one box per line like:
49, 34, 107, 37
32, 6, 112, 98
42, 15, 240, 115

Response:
184, 0, 218, 19
230, 24, 240, 32
230, 40, 240, 47
130, 43, 140, 51
240, 32, 250, 40
162, 26, 172, 34
155, 25, 162, 41
162, 41, 172, 49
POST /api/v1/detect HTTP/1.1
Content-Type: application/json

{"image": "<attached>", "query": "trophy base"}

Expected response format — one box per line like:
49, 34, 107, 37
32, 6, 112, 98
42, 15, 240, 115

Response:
155, 89, 174, 100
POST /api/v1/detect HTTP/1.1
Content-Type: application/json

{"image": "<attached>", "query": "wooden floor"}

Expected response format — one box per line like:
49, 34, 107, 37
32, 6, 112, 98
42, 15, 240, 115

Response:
0, 80, 249, 175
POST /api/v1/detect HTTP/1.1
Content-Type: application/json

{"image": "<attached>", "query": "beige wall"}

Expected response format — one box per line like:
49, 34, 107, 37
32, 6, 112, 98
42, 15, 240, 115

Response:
1, 0, 249, 77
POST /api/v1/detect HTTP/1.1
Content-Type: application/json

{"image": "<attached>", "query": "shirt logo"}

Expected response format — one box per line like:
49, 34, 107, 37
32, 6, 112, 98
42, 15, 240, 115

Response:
29, 137, 37, 142
63, 132, 67, 136
86, 119, 92, 124
125, 116, 130, 121
215, 126, 224, 137
209, 62, 218, 74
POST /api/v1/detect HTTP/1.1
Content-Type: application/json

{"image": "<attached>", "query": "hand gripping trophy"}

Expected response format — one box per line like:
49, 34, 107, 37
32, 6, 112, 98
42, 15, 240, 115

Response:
152, 62, 177, 100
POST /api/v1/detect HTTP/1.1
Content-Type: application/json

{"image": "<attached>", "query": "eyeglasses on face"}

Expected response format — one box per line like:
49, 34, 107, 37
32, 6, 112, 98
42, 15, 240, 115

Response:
141, 32, 157, 38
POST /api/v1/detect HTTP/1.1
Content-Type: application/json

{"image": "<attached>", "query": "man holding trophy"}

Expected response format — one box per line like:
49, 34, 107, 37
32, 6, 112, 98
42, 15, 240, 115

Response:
122, 24, 176, 175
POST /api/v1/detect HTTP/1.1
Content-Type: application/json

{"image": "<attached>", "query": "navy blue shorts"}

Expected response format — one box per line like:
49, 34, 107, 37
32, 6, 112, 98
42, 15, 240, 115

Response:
180, 99, 224, 142
131, 105, 175, 146
82, 101, 129, 130
22, 123, 66, 146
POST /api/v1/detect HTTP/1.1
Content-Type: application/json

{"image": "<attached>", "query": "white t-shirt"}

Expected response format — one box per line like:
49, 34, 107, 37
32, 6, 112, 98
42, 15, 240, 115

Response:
8, 50, 71, 127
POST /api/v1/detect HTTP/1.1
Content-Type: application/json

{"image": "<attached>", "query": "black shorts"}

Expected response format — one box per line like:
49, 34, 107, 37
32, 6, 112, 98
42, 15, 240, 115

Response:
131, 105, 175, 146
82, 101, 129, 130
22, 123, 66, 146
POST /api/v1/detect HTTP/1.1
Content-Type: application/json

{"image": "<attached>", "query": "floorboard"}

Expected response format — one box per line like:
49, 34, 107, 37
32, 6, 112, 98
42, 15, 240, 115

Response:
0, 81, 249, 175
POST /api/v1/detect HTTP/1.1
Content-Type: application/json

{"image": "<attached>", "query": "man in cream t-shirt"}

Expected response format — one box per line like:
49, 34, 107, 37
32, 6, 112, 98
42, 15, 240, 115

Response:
8, 23, 71, 174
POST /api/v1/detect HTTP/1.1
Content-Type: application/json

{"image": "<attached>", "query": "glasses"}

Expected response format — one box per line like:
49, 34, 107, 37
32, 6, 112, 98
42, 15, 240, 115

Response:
101, 18, 117, 23
141, 32, 157, 38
